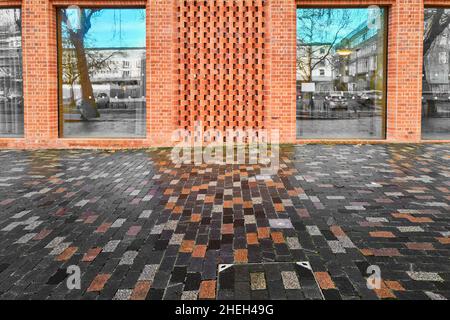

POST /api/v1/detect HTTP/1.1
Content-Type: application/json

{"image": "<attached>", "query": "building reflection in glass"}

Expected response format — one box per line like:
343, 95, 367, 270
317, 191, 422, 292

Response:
296, 8, 386, 139
0, 8, 23, 137
423, 8, 450, 140
59, 8, 146, 138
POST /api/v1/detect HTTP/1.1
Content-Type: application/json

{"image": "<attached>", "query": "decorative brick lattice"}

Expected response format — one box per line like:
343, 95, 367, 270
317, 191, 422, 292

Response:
176, 0, 266, 134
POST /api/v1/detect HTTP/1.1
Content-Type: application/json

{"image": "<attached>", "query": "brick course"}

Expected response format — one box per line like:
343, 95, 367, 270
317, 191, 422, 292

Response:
0, 0, 447, 149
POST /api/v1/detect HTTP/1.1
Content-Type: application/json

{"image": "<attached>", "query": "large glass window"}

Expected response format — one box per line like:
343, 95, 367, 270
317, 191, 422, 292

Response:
58, 8, 146, 138
296, 7, 386, 139
0, 8, 23, 137
423, 8, 450, 140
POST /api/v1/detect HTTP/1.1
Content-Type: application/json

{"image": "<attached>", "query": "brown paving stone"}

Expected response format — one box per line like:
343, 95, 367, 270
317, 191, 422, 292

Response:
315, 272, 335, 290
257, 227, 270, 239
221, 224, 234, 235
360, 249, 374, 256
375, 288, 396, 299
179, 240, 195, 253
173, 206, 183, 214
84, 215, 98, 224
372, 248, 402, 257
130, 281, 152, 300
330, 226, 346, 237
82, 248, 102, 262
233, 197, 243, 205
271, 232, 285, 244
406, 242, 435, 250
199, 280, 216, 300
274, 203, 285, 212
234, 249, 248, 263
392, 213, 433, 223
437, 237, 450, 244
192, 245, 207, 258
385, 281, 405, 291
243, 201, 253, 208
246, 233, 259, 245
164, 189, 173, 196
95, 222, 112, 233
87, 274, 111, 292
370, 231, 396, 238
223, 201, 233, 208
33, 229, 52, 241
56, 247, 78, 262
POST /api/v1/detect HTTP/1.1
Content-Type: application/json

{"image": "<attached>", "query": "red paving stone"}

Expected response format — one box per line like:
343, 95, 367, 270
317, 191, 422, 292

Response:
370, 231, 396, 238
221, 224, 234, 235
234, 249, 248, 264
406, 242, 435, 250
271, 232, 285, 244
87, 274, 111, 292
192, 245, 207, 258
246, 233, 259, 245
82, 248, 102, 262
315, 272, 335, 290
257, 227, 270, 239
199, 280, 216, 300
95, 222, 112, 233
56, 247, 78, 262
130, 281, 152, 300
179, 240, 195, 253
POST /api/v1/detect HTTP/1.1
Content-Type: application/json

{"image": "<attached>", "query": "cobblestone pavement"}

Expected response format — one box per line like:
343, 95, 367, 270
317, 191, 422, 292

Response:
0, 144, 449, 300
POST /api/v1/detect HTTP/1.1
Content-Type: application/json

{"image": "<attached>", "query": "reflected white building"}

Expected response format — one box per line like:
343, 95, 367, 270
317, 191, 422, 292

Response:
62, 48, 146, 100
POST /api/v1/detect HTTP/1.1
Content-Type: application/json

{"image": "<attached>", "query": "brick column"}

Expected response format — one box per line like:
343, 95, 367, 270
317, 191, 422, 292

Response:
386, 0, 423, 142
147, 0, 176, 146
22, 0, 58, 144
266, 0, 297, 144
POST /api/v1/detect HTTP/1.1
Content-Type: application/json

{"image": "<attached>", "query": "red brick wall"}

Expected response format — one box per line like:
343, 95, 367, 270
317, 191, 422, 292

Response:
267, 0, 297, 143
0, 0, 447, 149
386, 0, 423, 142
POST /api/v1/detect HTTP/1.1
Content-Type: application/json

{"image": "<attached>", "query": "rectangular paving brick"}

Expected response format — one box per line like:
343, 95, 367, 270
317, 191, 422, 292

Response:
199, 280, 216, 300
87, 274, 111, 292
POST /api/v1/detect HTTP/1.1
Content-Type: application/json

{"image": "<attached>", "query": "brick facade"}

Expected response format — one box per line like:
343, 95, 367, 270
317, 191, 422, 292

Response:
0, 0, 447, 149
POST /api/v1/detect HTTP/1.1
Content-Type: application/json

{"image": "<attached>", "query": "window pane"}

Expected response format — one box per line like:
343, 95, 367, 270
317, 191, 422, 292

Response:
422, 8, 450, 140
0, 9, 23, 137
59, 8, 146, 138
296, 8, 386, 139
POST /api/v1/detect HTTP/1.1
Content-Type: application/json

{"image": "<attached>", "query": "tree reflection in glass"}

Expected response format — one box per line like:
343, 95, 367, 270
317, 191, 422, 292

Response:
59, 8, 146, 138
296, 8, 386, 139
422, 8, 450, 140
0, 8, 23, 137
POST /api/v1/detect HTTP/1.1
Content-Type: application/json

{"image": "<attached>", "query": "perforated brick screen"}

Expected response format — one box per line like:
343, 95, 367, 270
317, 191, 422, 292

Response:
176, 0, 267, 134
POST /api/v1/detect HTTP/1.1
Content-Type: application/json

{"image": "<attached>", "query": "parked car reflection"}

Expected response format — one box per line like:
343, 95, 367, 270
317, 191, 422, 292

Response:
324, 93, 349, 110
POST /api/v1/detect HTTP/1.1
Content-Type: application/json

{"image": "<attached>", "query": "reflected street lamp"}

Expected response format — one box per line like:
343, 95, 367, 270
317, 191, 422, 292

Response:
336, 49, 353, 56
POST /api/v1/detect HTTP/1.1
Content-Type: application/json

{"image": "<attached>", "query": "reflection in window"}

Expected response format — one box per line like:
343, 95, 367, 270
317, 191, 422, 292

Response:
58, 8, 146, 138
0, 9, 23, 137
296, 8, 386, 139
423, 8, 450, 140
